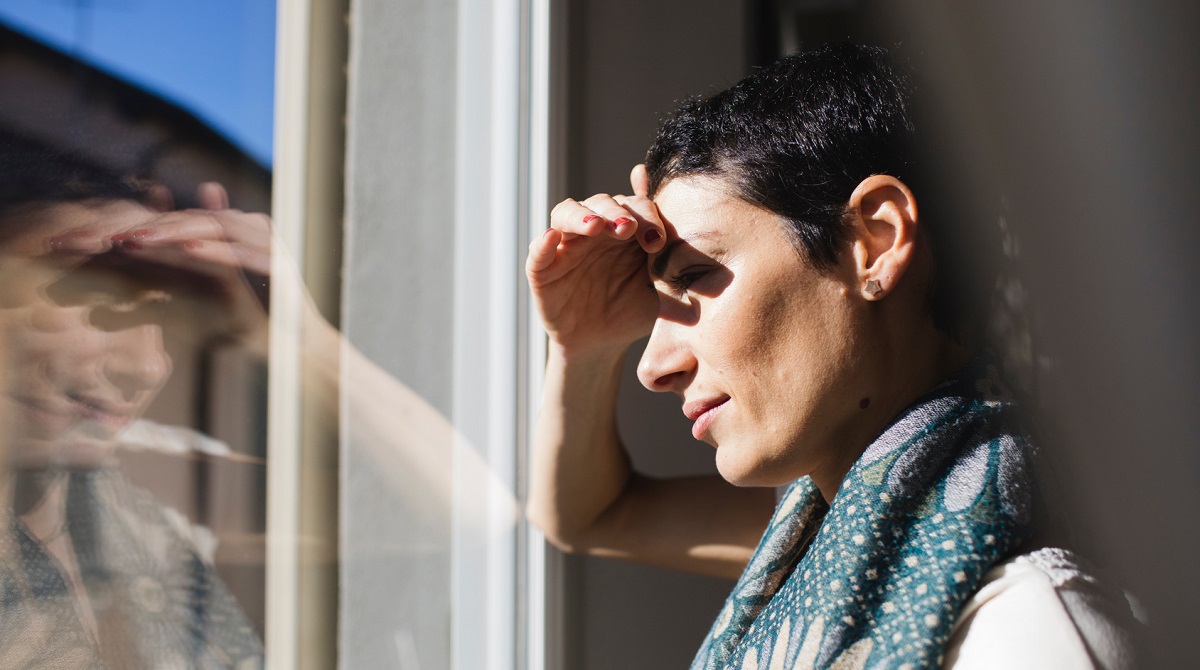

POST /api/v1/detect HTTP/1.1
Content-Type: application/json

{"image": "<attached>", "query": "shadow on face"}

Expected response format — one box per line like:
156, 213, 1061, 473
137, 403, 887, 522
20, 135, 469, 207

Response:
0, 200, 197, 470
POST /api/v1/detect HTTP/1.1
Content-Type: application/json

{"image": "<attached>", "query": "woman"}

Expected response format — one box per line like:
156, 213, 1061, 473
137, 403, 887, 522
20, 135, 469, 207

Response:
0, 142, 266, 668
526, 44, 1138, 668
0, 139, 489, 668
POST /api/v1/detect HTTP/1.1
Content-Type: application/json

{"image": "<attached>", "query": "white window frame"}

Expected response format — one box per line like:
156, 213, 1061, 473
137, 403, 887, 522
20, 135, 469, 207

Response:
267, 0, 560, 667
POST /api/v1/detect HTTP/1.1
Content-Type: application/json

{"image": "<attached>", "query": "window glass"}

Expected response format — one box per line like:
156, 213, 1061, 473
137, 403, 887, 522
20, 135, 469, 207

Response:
0, 2, 274, 666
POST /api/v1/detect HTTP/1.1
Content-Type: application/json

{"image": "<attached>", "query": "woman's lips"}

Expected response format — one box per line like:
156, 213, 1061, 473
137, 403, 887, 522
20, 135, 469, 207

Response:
76, 401, 135, 432
12, 394, 136, 435
684, 397, 729, 442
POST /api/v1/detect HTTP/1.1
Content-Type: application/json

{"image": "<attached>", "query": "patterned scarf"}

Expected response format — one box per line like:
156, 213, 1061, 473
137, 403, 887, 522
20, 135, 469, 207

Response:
0, 468, 263, 669
691, 359, 1035, 670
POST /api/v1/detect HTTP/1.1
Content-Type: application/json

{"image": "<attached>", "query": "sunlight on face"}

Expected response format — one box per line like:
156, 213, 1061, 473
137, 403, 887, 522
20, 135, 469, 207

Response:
638, 177, 872, 488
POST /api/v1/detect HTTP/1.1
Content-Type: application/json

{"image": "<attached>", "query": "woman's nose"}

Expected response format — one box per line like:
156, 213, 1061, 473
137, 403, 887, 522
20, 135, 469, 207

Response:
103, 325, 172, 400
636, 320, 695, 394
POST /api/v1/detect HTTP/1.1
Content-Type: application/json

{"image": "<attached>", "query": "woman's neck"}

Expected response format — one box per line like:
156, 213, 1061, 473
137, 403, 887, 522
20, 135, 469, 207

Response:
10, 470, 102, 646
13, 471, 70, 545
814, 322, 977, 503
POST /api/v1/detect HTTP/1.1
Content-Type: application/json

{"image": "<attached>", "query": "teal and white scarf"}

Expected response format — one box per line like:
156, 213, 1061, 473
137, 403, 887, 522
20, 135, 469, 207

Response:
692, 359, 1035, 670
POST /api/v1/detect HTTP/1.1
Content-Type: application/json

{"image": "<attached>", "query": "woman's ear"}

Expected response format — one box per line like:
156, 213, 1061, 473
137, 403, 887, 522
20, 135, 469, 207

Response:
847, 175, 918, 300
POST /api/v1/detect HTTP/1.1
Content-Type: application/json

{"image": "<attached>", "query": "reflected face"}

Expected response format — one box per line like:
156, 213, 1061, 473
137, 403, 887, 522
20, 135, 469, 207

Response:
0, 201, 173, 469
638, 177, 870, 488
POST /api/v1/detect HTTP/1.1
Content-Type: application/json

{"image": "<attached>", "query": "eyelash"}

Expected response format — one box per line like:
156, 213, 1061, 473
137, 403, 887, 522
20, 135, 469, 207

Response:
666, 268, 708, 296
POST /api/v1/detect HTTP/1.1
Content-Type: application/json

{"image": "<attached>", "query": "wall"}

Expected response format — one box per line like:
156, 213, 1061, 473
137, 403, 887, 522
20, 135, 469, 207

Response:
887, 6, 1200, 666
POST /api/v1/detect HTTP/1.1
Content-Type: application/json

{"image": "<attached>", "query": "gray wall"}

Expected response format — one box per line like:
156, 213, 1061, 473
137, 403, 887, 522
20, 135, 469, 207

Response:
850, 4, 1200, 666
887, 6, 1200, 667
559, 1, 754, 667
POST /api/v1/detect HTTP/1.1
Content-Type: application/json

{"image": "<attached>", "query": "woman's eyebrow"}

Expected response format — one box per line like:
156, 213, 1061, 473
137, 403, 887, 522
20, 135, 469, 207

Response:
649, 231, 720, 279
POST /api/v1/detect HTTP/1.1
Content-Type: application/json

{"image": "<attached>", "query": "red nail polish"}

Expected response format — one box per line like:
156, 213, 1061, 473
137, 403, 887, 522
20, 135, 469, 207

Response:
112, 229, 154, 243
644, 229, 661, 244
613, 217, 634, 227
582, 215, 600, 225
543, 228, 555, 239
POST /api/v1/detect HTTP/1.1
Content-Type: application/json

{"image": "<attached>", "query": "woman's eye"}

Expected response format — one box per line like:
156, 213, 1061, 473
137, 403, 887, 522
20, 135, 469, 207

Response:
666, 268, 708, 296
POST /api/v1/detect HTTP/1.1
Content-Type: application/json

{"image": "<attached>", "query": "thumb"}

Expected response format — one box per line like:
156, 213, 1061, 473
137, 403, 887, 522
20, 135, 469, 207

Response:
630, 164, 650, 198
197, 182, 230, 210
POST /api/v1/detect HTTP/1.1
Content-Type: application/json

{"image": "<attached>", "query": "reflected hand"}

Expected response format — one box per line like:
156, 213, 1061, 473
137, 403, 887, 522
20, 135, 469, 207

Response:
107, 183, 272, 349
527, 165, 666, 357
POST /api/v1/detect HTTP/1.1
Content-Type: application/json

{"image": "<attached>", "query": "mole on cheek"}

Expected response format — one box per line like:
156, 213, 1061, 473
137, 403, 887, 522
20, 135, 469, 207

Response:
859, 397, 870, 409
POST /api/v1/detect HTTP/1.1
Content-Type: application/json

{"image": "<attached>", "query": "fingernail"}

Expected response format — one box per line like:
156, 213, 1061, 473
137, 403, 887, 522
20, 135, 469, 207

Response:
643, 229, 661, 244
542, 228, 555, 239
112, 229, 154, 243
46, 231, 88, 252
119, 239, 141, 250
582, 214, 600, 225
613, 217, 634, 229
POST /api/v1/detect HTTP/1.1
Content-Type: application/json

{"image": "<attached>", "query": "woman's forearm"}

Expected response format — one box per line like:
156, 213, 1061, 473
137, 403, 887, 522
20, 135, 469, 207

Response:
526, 342, 633, 550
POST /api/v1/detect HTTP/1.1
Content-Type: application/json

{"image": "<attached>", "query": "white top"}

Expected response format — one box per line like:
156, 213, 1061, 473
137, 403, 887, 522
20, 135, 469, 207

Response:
944, 548, 1142, 669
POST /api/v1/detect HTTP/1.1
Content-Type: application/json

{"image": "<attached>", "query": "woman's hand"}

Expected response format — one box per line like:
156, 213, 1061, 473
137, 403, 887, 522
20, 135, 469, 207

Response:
526, 165, 666, 357
108, 183, 273, 351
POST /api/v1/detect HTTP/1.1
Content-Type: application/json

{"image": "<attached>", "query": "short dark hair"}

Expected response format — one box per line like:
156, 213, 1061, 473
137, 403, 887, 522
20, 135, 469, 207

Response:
0, 133, 152, 214
645, 42, 995, 335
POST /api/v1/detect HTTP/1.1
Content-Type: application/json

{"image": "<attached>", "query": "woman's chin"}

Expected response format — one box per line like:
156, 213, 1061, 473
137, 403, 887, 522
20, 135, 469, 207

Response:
715, 449, 793, 488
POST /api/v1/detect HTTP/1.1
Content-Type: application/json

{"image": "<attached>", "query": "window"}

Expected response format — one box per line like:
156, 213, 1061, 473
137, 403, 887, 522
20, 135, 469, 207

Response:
0, 0, 549, 667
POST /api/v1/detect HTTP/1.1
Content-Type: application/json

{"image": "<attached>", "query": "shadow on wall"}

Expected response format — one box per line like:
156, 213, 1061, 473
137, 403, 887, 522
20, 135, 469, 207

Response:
869, 4, 1200, 668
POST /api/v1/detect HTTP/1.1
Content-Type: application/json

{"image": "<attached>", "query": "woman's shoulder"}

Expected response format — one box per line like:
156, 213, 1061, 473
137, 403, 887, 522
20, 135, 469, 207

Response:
943, 547, 1144, 670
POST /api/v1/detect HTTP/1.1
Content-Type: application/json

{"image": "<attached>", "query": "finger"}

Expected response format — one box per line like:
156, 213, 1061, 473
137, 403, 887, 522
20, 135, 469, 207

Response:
526, 227, 562, 275
176, 239, 261, 274
186, 237, 271, 276
117, 233, 238, 268
549, 198, 609, 236
119, 234, 272, 281
110, 210, 272, 276
579, 193, 640, 240
44, 228, 113, 255
189, 209, 272, 250
120, 229, 272, 276
630, 164, 650, 198
111, 212, 226, 248
112, 209, 269, 248
614, 194, 665, 252
197, 182, 230, 210
146, 184, 174, 212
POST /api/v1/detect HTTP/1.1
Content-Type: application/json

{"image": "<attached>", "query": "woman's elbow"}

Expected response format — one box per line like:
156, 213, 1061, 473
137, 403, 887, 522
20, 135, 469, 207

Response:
524, 501, 586, 554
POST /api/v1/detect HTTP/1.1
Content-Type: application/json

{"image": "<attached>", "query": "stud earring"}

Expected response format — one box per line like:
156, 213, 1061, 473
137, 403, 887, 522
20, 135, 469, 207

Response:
865, 279, 883, 298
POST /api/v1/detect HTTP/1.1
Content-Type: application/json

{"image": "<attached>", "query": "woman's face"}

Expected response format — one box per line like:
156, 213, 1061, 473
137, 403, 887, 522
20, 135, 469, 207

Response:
0, 201, 173, 469
638, 176, 873, 488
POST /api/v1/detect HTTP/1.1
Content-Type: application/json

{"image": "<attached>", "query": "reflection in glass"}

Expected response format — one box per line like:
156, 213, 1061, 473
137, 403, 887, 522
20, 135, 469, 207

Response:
0, 9, 273, 667
0, 141, 266, 668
